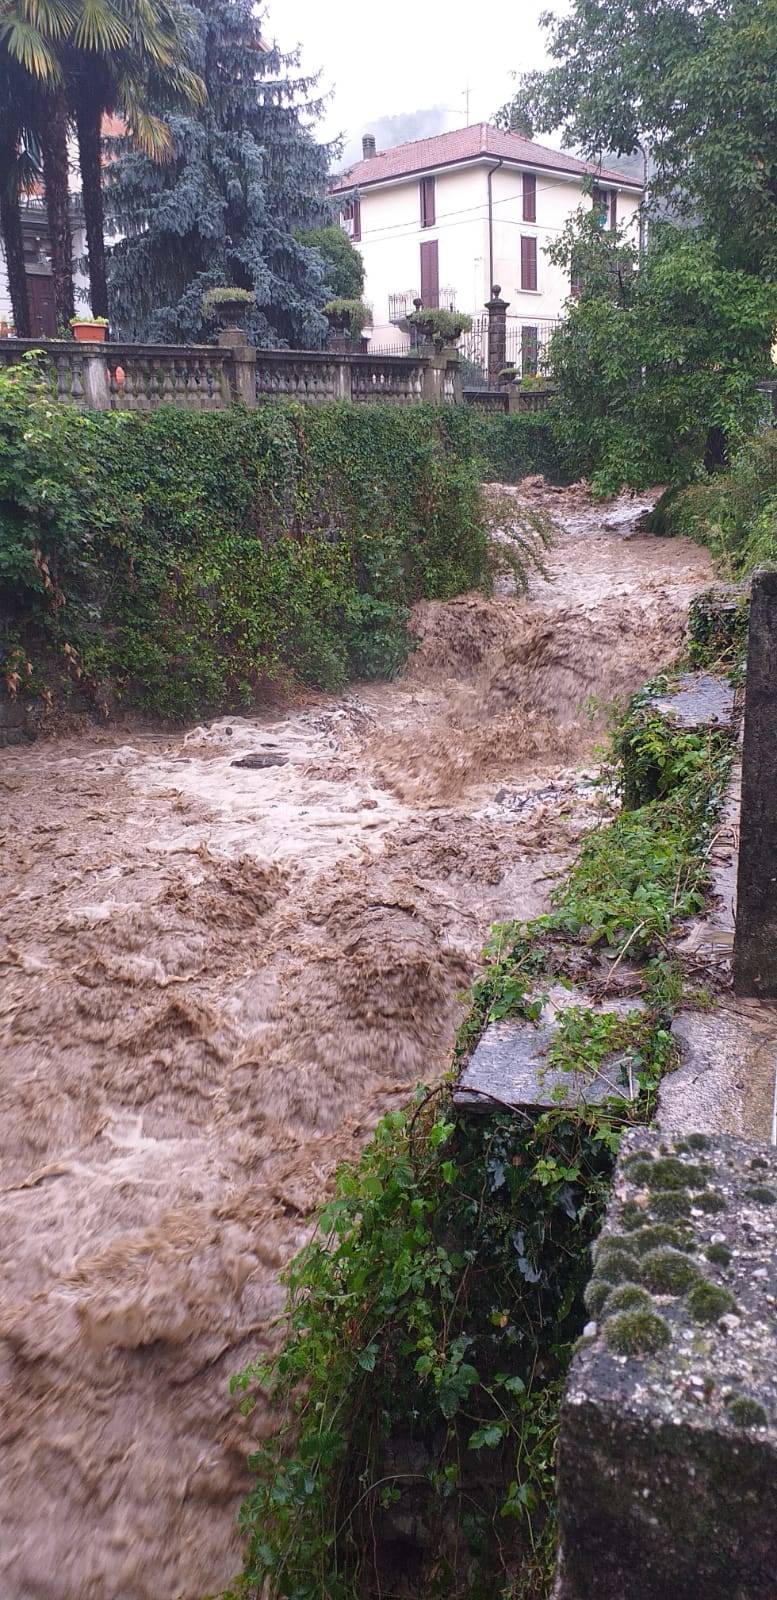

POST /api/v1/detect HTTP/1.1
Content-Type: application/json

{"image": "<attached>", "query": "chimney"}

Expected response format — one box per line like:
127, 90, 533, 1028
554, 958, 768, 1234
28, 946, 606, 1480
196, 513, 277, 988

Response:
362, 134, 376, 160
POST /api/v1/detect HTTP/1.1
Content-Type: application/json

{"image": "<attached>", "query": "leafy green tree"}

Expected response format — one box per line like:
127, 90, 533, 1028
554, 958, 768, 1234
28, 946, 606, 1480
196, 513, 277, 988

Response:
546, 224, 777, 494
499, 0, 777, 277
105, 0, 332, 346
298, 223, 364, 300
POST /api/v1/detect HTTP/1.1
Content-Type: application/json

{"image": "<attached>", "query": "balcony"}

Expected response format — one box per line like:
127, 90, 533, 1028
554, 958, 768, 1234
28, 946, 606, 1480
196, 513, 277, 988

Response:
388, 286, 457, 324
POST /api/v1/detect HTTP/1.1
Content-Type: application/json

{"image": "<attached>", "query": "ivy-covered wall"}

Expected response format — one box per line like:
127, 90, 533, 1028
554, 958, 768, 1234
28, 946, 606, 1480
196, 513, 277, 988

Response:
0, 361, 494, 721
440, 408, 575, 485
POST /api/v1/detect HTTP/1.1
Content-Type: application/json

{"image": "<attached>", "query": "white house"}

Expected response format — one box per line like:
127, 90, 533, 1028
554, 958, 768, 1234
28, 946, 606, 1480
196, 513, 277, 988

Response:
330, 123, 643, 363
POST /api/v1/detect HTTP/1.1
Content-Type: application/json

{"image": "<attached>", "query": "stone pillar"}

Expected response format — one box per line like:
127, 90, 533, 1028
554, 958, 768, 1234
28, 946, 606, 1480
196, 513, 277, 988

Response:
218, 327, 256, 407
335, 359, 353, 401
446, 352, 463, 405
485, 285, 509, 384
421, 351, 443, 403
733, 567, 777, 996
80, 348, 111, 411
422, 343, 458, 404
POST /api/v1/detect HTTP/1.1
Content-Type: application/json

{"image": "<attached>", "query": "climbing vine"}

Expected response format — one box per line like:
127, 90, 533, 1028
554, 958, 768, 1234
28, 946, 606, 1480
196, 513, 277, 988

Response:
0, 358, 545, 721
227, 691, 734, 1600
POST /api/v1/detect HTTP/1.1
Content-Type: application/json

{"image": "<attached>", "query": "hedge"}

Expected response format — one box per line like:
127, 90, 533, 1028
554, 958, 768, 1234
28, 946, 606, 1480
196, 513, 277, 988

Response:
437, 406, 577, 485
0, 362, 493, 720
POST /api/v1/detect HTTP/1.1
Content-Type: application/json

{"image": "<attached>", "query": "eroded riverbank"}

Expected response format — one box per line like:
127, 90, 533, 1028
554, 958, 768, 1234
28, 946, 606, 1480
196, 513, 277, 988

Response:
0, 483, 712, 1598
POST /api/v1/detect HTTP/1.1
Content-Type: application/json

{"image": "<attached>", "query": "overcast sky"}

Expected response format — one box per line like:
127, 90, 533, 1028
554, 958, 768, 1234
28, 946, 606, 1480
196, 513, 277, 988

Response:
262, 0, 559, 167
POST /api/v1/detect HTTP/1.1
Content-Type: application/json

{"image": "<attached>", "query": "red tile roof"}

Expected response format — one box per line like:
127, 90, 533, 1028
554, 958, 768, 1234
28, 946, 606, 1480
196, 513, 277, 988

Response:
331, 122, 640, 194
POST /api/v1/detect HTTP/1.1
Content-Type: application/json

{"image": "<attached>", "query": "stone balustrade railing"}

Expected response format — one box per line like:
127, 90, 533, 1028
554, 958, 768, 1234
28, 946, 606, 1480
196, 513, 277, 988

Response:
0, 336, 461, 410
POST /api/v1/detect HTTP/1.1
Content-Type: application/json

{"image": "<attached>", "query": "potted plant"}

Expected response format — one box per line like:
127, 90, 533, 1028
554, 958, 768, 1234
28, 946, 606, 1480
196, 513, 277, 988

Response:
323, 297, 372, 349
201, 286, 256, 334
70, 315, 109, 343
406, 307, 472, 350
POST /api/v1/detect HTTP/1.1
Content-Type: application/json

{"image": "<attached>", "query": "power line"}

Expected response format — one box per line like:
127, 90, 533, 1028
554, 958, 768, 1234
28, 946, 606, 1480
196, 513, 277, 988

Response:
347, 179, 638, 245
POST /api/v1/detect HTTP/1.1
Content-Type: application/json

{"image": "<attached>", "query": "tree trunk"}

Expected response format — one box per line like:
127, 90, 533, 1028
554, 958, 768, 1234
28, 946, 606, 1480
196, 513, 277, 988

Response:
0, 133, 31, 336
75, 96, 108, 319
39, 89, 74, 329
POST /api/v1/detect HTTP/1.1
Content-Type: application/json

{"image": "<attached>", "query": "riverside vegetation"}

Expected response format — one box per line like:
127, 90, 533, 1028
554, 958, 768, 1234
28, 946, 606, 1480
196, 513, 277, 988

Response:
0, 358, 562, 722
227, 643, 736, 1600
649, 427, 777, 576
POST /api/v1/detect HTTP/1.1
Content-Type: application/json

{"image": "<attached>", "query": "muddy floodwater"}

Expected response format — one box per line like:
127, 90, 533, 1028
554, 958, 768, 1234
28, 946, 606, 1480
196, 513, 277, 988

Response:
0, 482, 712, 1598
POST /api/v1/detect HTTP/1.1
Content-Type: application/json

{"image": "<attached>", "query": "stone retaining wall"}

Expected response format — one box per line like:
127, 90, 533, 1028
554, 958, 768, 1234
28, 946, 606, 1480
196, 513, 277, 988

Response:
556, 1127, 777, 1600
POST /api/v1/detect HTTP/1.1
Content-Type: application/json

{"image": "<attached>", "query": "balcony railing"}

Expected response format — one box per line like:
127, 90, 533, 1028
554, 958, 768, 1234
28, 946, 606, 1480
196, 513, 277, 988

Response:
388, 286, 458, 324
388, 291, 418, 325
19, 191, 85, 224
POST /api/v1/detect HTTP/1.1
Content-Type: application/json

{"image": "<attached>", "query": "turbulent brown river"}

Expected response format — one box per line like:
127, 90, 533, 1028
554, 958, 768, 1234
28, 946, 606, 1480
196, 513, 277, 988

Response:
0, 481, 712, 1599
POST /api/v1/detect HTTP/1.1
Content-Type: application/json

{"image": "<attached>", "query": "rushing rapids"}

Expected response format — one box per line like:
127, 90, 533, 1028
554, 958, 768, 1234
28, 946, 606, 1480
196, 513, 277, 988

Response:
0, 481, 712, 1598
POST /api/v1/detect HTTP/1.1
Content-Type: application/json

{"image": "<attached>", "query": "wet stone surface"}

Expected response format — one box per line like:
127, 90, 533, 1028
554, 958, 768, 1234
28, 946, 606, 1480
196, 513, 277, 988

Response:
454, 986, 642, 1113
659, 1009, 776, 1143
646, 671, 735, 732
556, 1127, 777, 1600
230, 751, 289, 769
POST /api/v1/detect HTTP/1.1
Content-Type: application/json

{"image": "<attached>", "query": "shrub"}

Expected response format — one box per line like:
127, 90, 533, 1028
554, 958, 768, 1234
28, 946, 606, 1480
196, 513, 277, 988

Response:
436, 407, 576, 484
0, 360, 493, 720
649, 428, 777, 576
201, 286, 256, 316
408, 307, 473, 343
323, 298, 372, 337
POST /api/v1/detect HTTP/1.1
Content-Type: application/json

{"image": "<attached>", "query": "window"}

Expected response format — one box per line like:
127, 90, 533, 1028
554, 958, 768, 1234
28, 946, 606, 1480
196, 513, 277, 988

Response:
522, 173, 536, 223
592, 186, 616, 232
341, 197, 361, 242
420, 238, 439, 307
521, 325, 539, 376
420, 175, 436, 229
520, 235, 537, 291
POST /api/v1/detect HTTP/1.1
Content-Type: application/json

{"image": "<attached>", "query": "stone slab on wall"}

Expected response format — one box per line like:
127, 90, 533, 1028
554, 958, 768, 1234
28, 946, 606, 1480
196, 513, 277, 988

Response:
645, 671, 735, 732
454, 985, 642, 1113
556, 1126, 777, 1600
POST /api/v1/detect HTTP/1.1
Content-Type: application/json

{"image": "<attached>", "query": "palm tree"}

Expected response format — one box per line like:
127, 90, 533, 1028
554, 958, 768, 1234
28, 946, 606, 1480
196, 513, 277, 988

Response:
0, 0, 80, 328
66, 0, 205, 317
0, 59, 41, 335
0, 0, 204, 326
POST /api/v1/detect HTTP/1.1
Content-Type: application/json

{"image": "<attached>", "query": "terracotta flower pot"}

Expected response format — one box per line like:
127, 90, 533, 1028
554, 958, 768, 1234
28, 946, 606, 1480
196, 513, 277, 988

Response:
72, 323, 107, 343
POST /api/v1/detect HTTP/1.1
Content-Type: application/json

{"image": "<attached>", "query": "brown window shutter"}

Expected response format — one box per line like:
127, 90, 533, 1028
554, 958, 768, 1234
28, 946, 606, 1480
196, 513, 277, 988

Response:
520, 235, 537, 291
420, 239, 439, 307
353, 197, 361, 242
610, 189, 617, 231
420, 176, 436, 228
523, 173, 536, 222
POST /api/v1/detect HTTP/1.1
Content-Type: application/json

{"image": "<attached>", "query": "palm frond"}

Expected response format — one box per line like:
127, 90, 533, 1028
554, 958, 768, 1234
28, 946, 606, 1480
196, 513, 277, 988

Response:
17, 0, 76, 40
72, 0, 129, 52
0, 16, 61, 78
124, 104, 173, 161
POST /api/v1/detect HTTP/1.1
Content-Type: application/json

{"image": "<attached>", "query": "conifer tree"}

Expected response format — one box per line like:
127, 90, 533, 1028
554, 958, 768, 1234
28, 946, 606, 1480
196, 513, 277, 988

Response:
105, 0, 333, 346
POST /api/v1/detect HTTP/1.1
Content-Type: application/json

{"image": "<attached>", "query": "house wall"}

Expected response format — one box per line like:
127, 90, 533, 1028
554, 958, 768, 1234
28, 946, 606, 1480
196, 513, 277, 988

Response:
353, 162, 642, 349
357, 164, 489, 347
490, 169, 641, 324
